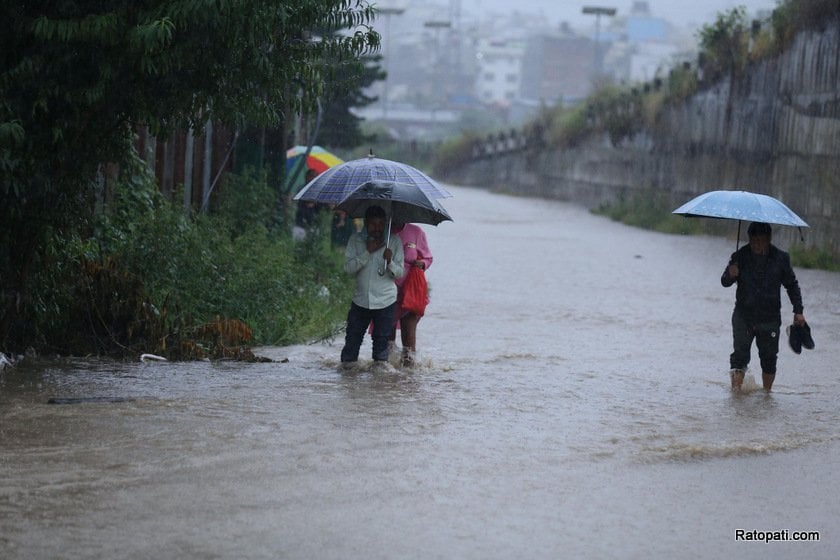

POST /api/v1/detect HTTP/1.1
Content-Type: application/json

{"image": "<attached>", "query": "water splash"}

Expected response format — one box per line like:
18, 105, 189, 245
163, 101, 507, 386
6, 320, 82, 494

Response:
740, 373, 761, 393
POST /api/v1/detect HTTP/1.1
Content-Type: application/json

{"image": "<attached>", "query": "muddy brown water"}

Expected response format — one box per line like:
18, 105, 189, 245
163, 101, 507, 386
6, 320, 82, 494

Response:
2, 186, 839, 559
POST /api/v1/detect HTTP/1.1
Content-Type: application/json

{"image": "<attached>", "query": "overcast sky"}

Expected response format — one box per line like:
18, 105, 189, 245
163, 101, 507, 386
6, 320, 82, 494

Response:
463, 0, 780, 31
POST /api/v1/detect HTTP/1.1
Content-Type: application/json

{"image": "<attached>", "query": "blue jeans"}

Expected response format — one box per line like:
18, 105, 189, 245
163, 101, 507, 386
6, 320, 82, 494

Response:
341, 302, 396, 362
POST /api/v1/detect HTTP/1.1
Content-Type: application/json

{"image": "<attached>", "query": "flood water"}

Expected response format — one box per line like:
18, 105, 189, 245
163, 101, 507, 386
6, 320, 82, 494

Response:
2, 185, 839, 559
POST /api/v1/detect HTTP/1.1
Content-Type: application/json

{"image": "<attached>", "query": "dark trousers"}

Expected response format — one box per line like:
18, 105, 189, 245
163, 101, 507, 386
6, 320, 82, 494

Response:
730, 308, 780, 375
341, 302, 396, 362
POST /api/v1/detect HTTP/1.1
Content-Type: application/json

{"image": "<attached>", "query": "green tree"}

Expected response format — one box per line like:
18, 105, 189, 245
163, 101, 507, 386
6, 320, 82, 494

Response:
0, 1, 379, 350
697, 6, 749, 146
697, 6, 749, 83
317, 54, 384, 149
771, 0, 840, 51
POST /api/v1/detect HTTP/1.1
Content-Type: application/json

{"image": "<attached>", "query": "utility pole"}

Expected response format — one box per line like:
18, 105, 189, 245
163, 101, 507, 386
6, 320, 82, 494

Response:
378, 7, 405, 121
582, 6, 617, 81
424, 20, 452, 109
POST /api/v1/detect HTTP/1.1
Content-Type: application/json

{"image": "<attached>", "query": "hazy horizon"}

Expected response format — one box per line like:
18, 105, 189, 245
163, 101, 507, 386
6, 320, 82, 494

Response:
462, 0, 779, 31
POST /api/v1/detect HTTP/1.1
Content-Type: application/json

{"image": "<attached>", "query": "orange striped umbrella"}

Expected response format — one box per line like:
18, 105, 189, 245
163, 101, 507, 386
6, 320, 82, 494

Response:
286, 145, 343, 175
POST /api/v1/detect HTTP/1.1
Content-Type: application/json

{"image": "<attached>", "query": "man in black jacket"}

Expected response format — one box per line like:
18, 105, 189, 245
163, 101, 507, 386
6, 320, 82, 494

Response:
722, 222, 806, 391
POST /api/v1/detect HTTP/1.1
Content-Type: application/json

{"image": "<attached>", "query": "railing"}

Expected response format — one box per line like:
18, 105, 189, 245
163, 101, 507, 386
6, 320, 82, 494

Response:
469, 127, 544, 160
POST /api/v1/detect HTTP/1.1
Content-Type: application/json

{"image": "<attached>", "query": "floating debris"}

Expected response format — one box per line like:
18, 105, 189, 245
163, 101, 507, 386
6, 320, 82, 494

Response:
140, 353, 168, 362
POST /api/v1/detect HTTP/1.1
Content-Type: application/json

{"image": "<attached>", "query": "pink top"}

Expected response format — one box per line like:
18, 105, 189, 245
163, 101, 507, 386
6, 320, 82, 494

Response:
392, 223, 433, 288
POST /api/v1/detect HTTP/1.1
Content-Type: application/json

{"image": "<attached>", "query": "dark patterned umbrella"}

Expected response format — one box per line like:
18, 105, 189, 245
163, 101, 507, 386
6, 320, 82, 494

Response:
293, 154, 452, 205
336, 180, 452, 276
336, 181, 453, 226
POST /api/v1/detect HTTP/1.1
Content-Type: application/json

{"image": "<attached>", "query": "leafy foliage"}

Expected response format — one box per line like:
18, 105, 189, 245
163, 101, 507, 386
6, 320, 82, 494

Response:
789, 245, 840, 271
213, 166, 277, 237
544, 85, 644, 148
546, 104, 589, 148
317, 54, 384, 148
771, 0, 840, 50
666, 63, 698, 104
697, 7, 750, 82
592, 190, 711, 235
1, 1, 379, 350
17, 159, 353, 357
432, 134, 480, 177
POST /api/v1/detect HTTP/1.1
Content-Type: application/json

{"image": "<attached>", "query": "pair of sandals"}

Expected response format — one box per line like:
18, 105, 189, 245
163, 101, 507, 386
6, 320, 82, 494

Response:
787, 321, 815, 354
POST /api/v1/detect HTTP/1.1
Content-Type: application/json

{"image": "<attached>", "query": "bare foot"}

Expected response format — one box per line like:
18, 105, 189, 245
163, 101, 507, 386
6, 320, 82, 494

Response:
730, 369, 745, 391
762, 373, 775, 392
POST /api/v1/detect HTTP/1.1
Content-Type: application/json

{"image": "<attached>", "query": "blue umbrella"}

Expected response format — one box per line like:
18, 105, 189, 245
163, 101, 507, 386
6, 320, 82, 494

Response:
673, 190, 808, 248
293, 153, 452, 205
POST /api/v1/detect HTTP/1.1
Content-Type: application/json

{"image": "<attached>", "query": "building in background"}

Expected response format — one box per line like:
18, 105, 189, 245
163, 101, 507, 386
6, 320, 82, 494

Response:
605, 1, 693, 84
520, 25, 596, 108
474, 38, 525, 107
357, 0, 698, 138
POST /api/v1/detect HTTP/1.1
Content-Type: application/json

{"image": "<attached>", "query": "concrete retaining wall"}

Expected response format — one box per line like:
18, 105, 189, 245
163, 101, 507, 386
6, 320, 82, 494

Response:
445, 25, 840, 254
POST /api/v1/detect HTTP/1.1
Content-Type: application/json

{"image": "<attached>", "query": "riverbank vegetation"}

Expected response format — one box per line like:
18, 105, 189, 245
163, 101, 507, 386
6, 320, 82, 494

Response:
1, 2, 379, 358
584, 0, 840, 272
433, 0, 840, 270
593, 191, 840, 271
592, 190, 708, 236
538, 1, 840, 150
17, 153, 353, 359
433, 0, 840, 163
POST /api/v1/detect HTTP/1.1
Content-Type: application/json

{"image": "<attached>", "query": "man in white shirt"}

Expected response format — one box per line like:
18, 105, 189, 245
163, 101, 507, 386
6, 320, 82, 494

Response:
340, 205, 405, 364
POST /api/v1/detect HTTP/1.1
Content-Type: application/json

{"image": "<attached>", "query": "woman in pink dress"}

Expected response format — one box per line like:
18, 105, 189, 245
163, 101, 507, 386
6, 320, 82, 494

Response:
390, 222, 433, 366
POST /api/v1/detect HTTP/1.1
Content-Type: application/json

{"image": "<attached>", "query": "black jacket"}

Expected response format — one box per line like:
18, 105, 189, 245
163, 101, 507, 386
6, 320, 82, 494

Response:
721, 244, 803, 322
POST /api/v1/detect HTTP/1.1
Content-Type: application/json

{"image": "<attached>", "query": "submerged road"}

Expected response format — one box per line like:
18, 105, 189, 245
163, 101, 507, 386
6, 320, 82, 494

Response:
2, 185, 838, 559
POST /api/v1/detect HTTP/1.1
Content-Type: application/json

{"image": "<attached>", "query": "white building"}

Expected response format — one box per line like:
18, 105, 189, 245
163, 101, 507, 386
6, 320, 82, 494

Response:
606, 1, 693, 84
474, 38, 525, 107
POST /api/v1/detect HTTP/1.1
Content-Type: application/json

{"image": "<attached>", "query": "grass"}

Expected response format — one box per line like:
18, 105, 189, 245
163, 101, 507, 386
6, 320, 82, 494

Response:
789, 246, 840, 271
592, 190, 708, 235
593, 191, 840, 270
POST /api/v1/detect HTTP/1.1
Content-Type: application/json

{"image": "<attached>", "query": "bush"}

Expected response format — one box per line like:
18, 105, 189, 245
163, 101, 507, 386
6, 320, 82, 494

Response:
789, 245, 840, 271
697, 7, 750, 82
432, 134, 479, 176
547, 104, 589, 148
17, 156, 353, 358
666, 65, 698, 105
772, 0, 840, 50
213, 166, 276, 236
593, 189, 708, 235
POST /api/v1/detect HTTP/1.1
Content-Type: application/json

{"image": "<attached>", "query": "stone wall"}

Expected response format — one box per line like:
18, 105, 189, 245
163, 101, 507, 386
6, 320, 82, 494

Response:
445, 24, 840, 255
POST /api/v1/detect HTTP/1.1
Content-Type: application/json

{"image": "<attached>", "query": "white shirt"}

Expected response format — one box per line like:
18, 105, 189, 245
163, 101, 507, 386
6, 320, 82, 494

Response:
344, 232, 405, 309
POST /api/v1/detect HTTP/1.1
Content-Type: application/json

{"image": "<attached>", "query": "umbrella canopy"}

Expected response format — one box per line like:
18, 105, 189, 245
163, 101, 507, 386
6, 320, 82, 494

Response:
336, 181, 453, 226
294, 154, 453, 205
673, 189, 808, 250
286, 145, 344, 175
672, 190, 808, 227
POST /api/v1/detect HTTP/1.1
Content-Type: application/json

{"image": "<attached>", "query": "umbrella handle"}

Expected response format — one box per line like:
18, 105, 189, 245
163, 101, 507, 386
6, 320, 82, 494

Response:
379, 215, 392, 276
736, 220, 741, 251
